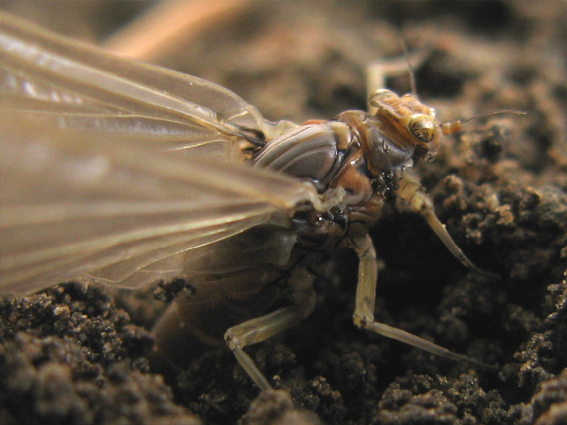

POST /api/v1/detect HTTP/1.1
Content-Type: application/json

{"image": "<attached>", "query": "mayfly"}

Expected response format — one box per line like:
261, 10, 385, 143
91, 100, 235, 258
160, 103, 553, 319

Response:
0, 13, 504, 391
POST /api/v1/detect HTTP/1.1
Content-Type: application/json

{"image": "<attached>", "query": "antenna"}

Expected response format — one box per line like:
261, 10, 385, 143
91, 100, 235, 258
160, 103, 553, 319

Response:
441, 110, 528, 135
399, 38, 418, 97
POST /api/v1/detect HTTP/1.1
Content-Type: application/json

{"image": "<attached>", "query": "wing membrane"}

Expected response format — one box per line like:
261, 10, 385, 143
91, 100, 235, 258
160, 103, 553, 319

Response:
0, 12, 297, 160
0, 111, 318, 294
0, 14, 318, 295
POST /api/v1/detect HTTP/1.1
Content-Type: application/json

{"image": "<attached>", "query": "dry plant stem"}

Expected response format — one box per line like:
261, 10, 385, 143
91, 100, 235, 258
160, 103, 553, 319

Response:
103, 0, 250, 61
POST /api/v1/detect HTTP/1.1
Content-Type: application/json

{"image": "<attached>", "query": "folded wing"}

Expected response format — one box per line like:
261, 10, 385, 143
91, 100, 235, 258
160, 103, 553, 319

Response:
0, 14, 317, 295
0, 107, 316, 294
0, 12, 297, 160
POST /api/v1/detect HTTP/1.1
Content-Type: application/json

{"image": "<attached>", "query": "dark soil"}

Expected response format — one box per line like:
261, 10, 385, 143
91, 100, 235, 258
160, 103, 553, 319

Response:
1, 1, 567, 424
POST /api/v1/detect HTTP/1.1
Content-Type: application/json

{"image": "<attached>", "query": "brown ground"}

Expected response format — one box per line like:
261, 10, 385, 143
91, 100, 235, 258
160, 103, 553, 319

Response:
1, 1, 567, 424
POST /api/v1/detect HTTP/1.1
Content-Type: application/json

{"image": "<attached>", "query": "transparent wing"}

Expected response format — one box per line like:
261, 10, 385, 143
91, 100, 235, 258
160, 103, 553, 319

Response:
0, 111, 319, 295
0, 12, 297, 161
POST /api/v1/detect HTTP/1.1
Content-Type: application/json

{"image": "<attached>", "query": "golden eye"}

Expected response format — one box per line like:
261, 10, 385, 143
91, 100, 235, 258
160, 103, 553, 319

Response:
408, 114, 435, 143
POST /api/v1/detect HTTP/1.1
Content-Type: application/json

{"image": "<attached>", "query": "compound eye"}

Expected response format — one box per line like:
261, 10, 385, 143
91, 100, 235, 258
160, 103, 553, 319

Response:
408, 114, 435, 143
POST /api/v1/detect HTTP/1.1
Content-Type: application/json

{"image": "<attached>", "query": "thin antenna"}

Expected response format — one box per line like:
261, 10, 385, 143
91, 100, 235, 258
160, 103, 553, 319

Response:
441, 110, 528, 135
399, 38, 418, 97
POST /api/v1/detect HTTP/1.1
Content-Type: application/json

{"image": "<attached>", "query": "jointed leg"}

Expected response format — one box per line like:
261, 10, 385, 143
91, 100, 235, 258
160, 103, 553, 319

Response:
366, 48, 430, 114
396, 168, 499, 280
351, 233, 496, 370
225, 306, 307, 390
225, 268, 317, 391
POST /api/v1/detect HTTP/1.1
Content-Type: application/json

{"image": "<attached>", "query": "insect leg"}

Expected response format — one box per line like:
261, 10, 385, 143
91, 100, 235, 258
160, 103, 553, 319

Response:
225, 306, 306, 390
366, 48, 430, 114
351, 234, 496, 370
396, 169, 499, 280
225, 269, 316, 391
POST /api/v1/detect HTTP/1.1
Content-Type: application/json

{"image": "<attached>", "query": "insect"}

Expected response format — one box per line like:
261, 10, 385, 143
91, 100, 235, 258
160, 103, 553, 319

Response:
1, 13, 504, 392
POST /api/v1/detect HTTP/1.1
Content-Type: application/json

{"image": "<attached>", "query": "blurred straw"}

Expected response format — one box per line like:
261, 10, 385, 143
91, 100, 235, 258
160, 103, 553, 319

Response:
103, 0, 249, 61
